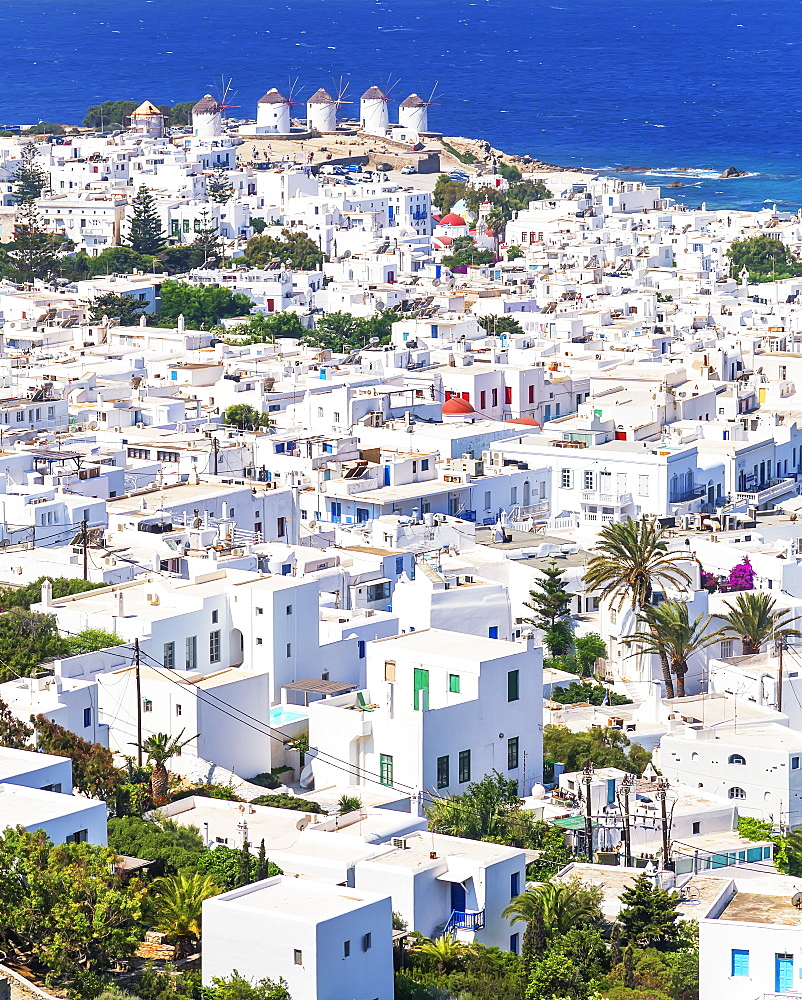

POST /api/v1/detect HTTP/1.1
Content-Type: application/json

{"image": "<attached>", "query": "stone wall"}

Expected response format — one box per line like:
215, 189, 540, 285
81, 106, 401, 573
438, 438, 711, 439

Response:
0, 966, 64, 1000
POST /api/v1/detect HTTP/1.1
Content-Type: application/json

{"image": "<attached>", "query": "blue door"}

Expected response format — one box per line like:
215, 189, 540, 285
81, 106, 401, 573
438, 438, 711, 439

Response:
384, 465, 391, 486
775, 955, 794, 993
331, 502, 341, 524
450, 881, 466, 913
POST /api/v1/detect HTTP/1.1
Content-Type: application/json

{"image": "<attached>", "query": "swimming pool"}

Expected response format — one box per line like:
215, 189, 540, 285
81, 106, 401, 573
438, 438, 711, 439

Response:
269, 705, 309, 727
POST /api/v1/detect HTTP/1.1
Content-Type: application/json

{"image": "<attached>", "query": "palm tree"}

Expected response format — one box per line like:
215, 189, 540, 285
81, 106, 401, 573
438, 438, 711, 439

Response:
583, 516, 692, 697
502, 879, 602, 946
720, 592, 802, 655
137, 729, 197, 801
412, 934, 470, 973
148, 872, 221, 954
485, 207, 508, 259
625, 600, 725, 698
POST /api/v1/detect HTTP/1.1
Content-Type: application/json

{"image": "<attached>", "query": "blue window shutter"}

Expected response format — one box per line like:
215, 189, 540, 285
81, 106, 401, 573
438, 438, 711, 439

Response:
731, 949, 749, 977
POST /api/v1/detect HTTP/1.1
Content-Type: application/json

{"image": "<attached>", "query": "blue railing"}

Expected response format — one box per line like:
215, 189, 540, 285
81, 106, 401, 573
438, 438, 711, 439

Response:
444, 909, 485, 935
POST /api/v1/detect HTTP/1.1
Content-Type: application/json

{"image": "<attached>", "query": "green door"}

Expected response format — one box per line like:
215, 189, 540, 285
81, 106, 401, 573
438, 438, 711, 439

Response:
380, 754, 394, 787
413, 667, 429, 710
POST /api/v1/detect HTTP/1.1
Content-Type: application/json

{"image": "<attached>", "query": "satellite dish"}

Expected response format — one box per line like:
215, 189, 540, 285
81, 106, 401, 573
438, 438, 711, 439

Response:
432, 278, 441, 286
792, 892, 802, 909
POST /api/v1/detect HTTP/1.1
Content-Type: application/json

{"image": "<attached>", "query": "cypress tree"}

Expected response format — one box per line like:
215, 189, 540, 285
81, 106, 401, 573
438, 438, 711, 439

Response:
257, 838, 268, 880
623, 943, 635, 988
610, 920, 622, 967
127, 184, 166, 254
237, 838, 251, 886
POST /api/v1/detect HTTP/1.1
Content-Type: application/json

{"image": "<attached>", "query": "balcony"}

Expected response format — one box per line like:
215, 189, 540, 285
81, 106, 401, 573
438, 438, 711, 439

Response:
735, 477, 797, 507
669, 484, 707, 505
445, 909, 485, 934
581, 492, 632, 507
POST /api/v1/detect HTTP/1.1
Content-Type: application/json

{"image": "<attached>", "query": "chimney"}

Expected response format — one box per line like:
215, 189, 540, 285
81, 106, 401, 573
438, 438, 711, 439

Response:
41, 578, 53, 608
139, 314, 147, 328
115, 589, 125, 618
177, 313, 185, 333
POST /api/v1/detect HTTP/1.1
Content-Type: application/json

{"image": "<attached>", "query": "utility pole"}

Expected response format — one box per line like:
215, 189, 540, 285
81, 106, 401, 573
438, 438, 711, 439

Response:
656, 776, 671, 870
620, 772, 633, 867
212, 436, 219, 476
81, 517, 88, 581
134, 638, 143, 766
777, 636, 785, 713
582, 761, 594, 864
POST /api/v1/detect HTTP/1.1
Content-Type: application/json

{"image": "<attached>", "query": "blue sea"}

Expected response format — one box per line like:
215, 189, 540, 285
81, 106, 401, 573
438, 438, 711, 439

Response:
2, 0, 802, 211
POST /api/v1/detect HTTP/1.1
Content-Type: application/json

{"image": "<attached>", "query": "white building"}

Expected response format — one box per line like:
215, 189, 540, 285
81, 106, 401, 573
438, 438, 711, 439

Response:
202, 876, 394, 1000
0, 782, 107, 845
308, 629, 542, 799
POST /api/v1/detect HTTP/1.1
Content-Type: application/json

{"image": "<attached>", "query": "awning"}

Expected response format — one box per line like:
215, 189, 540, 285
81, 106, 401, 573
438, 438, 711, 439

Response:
436, 860, 475, 883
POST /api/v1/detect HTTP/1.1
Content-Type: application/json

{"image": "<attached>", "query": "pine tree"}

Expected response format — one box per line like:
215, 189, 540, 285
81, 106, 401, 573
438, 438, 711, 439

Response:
12, 142, 48, 204
524, 561, 575, 655
257, 838, 268, 880
207, 164, 233, 204
127, 185, 166, 254
618, 874, 681, 950
7, 201, 60, 284
193, 207, 223, 265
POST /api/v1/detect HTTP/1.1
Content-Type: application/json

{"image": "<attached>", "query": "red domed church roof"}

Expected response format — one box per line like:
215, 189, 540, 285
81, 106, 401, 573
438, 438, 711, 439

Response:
439, 213, 467, 227
442, 396, 476, 415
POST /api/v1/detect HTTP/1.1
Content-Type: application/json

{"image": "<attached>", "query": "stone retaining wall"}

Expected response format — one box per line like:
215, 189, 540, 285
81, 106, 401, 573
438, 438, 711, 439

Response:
0, 965, 64, 1000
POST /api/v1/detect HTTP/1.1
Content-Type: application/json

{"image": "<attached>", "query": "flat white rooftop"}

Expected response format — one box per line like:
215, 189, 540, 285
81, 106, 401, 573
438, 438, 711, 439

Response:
0, 747, 68, 783
207, 874, 387, 920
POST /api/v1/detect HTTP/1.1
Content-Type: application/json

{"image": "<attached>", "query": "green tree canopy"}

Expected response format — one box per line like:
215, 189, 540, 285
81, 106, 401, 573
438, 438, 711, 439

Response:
25, 122, 66, 136
433, 175, 467, 215
726, 235, 802, 283
107, 816, 206, 877
0, 826, 145, 983
155, 279, 252, 328
301, 308, 400, 353
194, 844, 283, 889
0, 696, 33, 748
224, 311, 306, 344
497, 161, 523, 183
618, 875, 682, 951
33, 714, 122, 801
0, 610, 66, 680
427, 771, 538, 846
478, 314, 524, 337
543, 724, 651, 775
441, 237, 495, 268
83, 101, 138, 129
127, 184, 166, 255
244, 228, 324, 271
89, 292, 147, 325
223, 404, 271, 431
169, 102, 195, 126
719, 591, 801, 655
0, 576, 102, 611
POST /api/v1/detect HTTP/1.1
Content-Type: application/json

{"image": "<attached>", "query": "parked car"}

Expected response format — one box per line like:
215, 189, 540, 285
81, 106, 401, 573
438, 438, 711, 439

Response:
401, 164, 416, 175
376, 162, 392, 172
344, 164, 362, 173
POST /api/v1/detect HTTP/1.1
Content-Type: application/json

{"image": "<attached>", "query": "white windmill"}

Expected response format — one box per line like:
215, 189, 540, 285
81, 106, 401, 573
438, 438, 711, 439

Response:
307, 79, 351, 133
398, 83, 440, 135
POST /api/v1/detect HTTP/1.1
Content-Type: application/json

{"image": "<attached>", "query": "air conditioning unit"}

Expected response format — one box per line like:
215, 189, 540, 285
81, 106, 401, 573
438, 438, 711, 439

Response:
392, 837, 408, 850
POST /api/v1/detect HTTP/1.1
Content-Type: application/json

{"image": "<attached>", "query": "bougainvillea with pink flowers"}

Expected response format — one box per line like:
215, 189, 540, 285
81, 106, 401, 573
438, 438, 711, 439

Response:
723, 557, 755, 592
